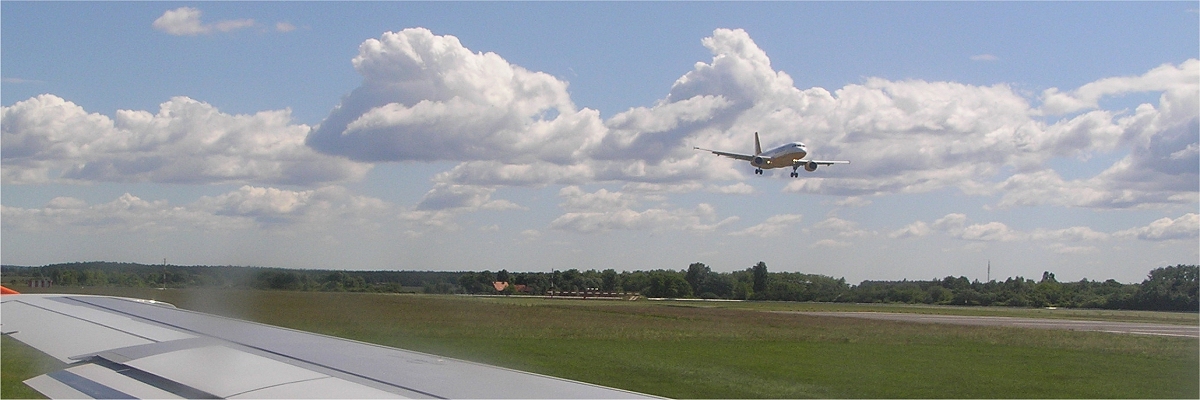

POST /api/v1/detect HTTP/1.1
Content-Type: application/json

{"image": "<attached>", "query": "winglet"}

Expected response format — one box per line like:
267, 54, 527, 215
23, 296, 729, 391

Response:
754, 132, 762, 155
1, 286, 19, 295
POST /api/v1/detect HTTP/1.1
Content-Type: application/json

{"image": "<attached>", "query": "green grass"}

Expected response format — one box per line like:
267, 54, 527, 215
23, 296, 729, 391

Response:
4, 287, 1197, 398
1, 335, 59, 399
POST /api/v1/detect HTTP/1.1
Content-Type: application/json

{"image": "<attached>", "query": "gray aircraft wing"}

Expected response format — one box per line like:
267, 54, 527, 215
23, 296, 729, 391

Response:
694, 147, 756, 162
792, 159, 850, 166
1, 293, 656, 399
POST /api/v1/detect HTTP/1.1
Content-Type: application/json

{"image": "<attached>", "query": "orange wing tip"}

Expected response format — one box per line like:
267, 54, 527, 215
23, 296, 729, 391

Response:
1, 286, 20, 295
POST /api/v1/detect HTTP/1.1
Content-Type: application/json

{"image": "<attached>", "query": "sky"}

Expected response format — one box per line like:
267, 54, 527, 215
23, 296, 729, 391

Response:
2, 2, 1197, 284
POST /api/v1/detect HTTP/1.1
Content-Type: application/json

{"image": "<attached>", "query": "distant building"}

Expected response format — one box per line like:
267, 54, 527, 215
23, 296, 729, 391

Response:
493, 281, 510, 292
29, 278, 52, 288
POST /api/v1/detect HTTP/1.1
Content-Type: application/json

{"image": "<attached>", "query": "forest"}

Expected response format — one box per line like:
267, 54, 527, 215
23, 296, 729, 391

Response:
2, 261, 1196, 312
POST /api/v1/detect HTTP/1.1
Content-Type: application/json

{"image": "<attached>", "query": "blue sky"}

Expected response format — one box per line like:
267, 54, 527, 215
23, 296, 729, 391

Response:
3, 2, 1197, 283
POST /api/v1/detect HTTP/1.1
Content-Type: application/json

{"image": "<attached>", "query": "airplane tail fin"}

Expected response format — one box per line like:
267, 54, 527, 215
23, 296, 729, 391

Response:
1, 285, 20, 295
754, 132, 762, 155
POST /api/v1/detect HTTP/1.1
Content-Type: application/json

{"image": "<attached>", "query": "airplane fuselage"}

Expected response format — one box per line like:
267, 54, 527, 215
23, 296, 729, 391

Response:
752, 142, 807, 169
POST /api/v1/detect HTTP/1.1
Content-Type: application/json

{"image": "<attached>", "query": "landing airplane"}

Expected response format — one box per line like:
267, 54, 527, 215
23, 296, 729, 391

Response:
694, 132, 849, 177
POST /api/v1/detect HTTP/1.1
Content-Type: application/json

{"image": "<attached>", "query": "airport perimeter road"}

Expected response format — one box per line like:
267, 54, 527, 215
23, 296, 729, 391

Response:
794, 312, 1200, 338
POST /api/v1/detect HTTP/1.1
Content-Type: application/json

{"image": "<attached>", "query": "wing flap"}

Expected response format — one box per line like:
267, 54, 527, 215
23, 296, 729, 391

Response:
28, 363, 187, 399
231, 377, 406, 399
24, 373, 96, 400
124, 345, 328, 398
24, 341, 405, 399
1, 298, 181, 363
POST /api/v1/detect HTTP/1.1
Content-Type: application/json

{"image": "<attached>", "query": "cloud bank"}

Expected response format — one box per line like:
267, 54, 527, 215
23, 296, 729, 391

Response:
2, 185, 430, 233
2, 95, 370, 185
3, 26, 1195, 245
889, 212, 1196, 248
298, 27, 1196, 213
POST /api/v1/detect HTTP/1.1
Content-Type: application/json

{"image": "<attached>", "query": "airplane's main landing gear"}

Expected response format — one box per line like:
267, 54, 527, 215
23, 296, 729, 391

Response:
790, 166, 800, 178
755, 168, 764, 175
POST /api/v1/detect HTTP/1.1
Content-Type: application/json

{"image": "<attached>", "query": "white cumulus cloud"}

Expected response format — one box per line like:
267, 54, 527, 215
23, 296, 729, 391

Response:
1040, 59, 1199, 115
415, 183, 523, 212
1115, 213, 1199, 241
1, 95, 370, 185
959, 221, 1024, 242
194, 185, 393, 227
889, 221, 931, 239
152, 7, 255, 36
550, 187, 734, 234
558, 186, 638, 211
1030, 226, 1110, 242
307, 28, 598, 165
893, 212, 1189, 248
2, 193, 236, 233
2, 186, 399, 233
811, 239, 850, 248
812, 217, 870, 238
12, 26, 1194, 220
730, 214, 803, 238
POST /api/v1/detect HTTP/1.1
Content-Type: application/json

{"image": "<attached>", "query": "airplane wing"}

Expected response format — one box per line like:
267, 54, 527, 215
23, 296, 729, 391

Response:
694, 147, 755, 162
793, 159, 851, 166
1, 293, 656, 399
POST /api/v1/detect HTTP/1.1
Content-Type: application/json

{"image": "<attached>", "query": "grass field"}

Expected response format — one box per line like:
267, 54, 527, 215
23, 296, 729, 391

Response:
1, 335, 64, 399
3, 287, 1197, 398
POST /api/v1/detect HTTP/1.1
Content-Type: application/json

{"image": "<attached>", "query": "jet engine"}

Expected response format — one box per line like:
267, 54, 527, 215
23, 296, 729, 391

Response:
753, 156, 767, 166
804, 161, 818, 172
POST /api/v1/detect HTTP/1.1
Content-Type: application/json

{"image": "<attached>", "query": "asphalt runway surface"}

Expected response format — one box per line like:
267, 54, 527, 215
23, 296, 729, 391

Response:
795, 311, 1199, 338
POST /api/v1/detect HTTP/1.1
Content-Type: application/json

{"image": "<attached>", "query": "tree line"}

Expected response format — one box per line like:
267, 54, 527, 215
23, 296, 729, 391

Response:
3, 261, 1195, 312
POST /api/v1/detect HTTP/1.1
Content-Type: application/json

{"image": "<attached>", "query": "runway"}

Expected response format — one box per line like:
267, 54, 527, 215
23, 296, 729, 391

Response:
795, 312, 1199, 338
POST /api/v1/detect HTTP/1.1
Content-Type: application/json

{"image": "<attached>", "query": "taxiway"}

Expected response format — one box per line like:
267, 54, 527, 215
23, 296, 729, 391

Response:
794, 312, 1199, 338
